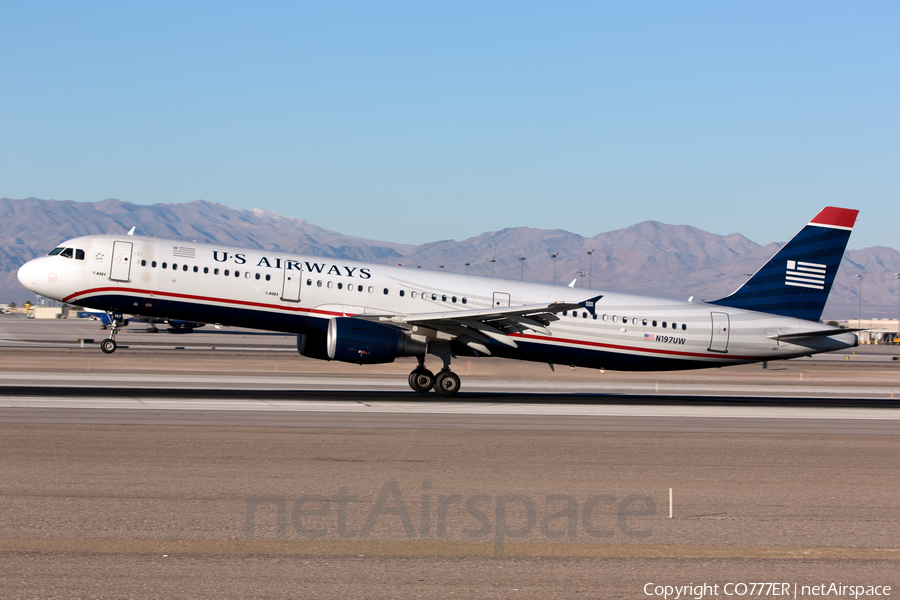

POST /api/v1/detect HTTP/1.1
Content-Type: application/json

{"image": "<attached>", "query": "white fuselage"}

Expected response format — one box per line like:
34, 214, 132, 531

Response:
17, 234, 858, 371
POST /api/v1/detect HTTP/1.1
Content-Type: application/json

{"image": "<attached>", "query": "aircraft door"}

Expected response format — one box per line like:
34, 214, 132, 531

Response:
109, 241, 133, 282
708, 312, 730, 353
493, 292, 511, 307
281, 263, 302, 302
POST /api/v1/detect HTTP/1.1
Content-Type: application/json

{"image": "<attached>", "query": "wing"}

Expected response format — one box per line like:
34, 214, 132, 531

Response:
364, 294, 603, 356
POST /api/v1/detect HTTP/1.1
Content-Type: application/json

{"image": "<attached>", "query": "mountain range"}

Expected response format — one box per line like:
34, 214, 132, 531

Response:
2, 197, 898, 319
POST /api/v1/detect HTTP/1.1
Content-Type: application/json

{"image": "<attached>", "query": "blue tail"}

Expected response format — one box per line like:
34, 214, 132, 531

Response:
710, 207, 859, 322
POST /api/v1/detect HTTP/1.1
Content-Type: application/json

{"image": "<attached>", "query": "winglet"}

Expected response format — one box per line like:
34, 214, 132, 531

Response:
127, 226, 136, 236
578, 294, 604, 316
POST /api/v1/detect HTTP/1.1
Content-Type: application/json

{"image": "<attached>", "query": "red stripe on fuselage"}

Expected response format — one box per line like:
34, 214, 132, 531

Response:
67, 287, 756, 362
63, 286, 344, 317
511, 332, 756, 361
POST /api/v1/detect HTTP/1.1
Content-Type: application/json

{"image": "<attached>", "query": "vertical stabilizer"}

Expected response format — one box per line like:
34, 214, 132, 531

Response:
709, 207, 858, 322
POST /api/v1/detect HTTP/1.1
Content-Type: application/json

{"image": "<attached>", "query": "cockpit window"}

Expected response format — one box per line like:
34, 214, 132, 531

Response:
47, 247, 86, 259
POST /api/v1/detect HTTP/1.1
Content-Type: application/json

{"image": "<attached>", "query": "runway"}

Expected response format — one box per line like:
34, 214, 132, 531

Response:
1, 317, 900, 598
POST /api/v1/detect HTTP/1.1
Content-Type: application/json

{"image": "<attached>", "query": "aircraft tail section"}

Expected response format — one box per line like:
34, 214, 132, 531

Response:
709, 207, 859, 322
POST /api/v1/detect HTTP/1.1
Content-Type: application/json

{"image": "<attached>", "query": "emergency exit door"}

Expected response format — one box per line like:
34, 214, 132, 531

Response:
709, 312, 730, 353
109, 241, 133, 282
281, 264, 302, 302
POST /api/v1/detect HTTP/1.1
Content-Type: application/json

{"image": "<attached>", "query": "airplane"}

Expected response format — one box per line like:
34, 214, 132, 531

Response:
16, 206, 860, 396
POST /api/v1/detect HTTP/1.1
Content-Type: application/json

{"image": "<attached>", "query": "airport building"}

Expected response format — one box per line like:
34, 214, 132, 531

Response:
837, 318, 900, 344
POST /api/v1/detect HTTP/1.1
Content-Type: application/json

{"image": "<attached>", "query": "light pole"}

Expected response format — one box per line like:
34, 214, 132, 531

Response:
490, 259, 496, 277
577, 269, 587, 286
855, 274, 863, 328
587, 249, 594, 289
551, 252, 559, 284
464, 262, 470, 274
519, 257, 526, 280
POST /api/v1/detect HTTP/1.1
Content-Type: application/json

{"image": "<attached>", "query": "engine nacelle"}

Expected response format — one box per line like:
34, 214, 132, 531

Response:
297, 333, 330, 361
327, 317, 425, 365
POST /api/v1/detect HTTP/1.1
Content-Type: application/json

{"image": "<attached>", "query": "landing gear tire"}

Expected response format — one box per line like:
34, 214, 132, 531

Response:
408, 369, 435, 394
100, 339, 117, 354
434, 370, 461, 397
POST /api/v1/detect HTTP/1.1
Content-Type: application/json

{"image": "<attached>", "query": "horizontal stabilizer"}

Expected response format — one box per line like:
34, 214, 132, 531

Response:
765, 328, 862, 342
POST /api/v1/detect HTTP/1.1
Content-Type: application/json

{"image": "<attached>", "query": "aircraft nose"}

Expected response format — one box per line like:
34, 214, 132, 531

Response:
17, 260, 38, 291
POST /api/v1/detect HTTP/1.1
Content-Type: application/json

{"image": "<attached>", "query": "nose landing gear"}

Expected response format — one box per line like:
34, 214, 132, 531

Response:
100, 311, 125, 354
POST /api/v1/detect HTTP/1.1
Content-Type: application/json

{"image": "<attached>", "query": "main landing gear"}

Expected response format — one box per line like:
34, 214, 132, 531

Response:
407, 350, 461, 397
100, 311, 124, 354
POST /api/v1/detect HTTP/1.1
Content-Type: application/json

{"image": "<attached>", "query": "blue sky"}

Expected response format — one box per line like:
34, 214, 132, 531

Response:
2, 1, 897, 249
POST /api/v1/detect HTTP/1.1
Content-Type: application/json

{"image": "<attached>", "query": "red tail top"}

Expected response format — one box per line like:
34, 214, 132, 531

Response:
809, 207, 859, 230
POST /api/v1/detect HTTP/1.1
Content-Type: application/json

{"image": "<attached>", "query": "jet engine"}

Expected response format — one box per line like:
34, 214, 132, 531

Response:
326, 317, 425, 364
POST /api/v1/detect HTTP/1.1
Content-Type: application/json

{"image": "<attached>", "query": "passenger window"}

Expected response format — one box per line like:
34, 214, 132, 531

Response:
602, 314, 608, 321
214, 268, 219, 275
183, 265, 189, 272
662, 322, 667, 328
245, 272, 250, 279
224, 269, 230, 276
162, 262, 168, 269
337, 282, 343, 290
613, 316, 618, 323
193, 266, 198, 273
652, 320, 657, 327
203, 267, 208, 274
452, 296, 457, 303
317, 280, 322, 287
383, 288, 389, 295
75, 249, 85, 260
462, 298, 467, 304
563, 311, 567, 316
327, 281, 333, 288
412, 292, 417, 299
235, 271, 241, 277
399, 290, 405, 297
358, 285, 363, 292
152, 261, 157, 268
255, 273, 260, 280
172, 263, 178, 270
141, 260, 147, 267
642, 319, 648, 326
583, 312, 588, 319
368, 286, 374, 293
671, 322, 676, 329
307, 279, 312, 286
265, 274, 271, 281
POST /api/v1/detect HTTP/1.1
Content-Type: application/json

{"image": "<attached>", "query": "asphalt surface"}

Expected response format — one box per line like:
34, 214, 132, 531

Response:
1, 317, 899, 598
